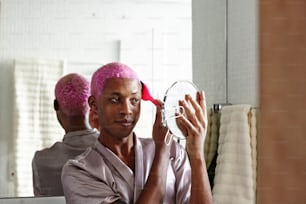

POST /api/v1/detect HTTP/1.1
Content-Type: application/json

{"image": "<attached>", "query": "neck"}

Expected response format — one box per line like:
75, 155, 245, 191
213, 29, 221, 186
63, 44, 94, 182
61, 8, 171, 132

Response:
99, 133, 135, 171
65, 116, 91, 133
99, 134, 133, 154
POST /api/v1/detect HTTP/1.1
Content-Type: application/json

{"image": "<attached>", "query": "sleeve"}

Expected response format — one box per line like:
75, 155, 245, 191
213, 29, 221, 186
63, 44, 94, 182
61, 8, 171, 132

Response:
171, 143, 192, 204
61, 160, 122, 204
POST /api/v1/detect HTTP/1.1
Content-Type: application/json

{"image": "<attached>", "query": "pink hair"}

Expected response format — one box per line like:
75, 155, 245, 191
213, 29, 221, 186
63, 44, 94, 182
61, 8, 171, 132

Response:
55, 73, 90, 116
91, 62, 140, 98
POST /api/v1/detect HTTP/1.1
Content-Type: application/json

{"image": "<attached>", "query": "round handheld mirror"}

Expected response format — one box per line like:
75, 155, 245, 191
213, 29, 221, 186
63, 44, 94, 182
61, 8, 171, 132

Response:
162, 80, 199, 140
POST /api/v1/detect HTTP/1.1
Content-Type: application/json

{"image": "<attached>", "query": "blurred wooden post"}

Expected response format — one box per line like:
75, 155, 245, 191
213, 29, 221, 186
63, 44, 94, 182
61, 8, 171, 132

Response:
258, 1, 306, 203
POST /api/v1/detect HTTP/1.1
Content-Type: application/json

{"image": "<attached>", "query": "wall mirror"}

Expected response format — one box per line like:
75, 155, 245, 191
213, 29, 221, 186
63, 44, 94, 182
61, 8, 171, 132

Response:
0, 0, 192, 198
0, 0, 258, 201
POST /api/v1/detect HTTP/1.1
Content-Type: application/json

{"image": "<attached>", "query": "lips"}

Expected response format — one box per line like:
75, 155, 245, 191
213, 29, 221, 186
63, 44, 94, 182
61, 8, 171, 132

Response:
116, 119, 134, 127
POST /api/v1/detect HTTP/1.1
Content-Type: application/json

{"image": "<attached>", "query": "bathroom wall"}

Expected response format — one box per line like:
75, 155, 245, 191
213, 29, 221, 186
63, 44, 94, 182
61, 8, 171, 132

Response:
192, 0, 258, 107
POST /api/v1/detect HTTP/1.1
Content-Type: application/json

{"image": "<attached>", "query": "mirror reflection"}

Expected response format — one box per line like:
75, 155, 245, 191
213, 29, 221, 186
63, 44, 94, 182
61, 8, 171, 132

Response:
0, 0, 192, 198
0, 0, 259, 202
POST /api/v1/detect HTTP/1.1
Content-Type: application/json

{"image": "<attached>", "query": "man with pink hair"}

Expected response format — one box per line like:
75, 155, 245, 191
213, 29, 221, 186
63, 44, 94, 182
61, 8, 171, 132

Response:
32, 73, 98, 196
62, 62, 212, 204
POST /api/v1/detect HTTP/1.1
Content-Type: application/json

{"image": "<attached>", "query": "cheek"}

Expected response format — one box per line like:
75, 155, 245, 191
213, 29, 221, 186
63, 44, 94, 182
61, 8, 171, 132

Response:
133, 103, 141, 118
96, 101, 111, 119
97, 105, 113, 118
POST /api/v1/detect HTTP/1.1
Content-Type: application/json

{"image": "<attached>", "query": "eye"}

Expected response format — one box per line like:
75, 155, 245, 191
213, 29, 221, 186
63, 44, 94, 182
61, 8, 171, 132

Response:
110, 97, 120, 103
131, 97, 140, 104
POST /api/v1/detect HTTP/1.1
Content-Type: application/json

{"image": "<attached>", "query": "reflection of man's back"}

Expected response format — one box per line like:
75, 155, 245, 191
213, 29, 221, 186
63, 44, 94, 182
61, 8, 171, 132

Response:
31, 73, 98, 196
32, 131, 98, 196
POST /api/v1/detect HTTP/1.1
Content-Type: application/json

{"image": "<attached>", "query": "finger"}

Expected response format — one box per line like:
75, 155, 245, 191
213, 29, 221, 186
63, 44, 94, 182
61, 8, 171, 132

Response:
197, 91, 208, 129
175, 112, 197, 138
197, 91, 205, 113
153, 100, 169, 143
175, 113, 188, 136
179, 98, 201, 128
197, 91, 207, 120
185, 92, 207, 128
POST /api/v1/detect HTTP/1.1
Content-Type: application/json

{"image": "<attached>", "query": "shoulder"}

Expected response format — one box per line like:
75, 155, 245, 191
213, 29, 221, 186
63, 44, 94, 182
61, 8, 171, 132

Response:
62, 146, 113, 181
62, 148, 97, 184
63, 147, 101, 172
33, 142, 63, 161
61, 146, 117, 194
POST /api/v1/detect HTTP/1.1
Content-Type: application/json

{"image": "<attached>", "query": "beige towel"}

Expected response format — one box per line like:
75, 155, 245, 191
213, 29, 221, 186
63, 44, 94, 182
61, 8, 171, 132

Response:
12, 59, 64, 196
249, 108, 257, 193
204, 108, 220, 169
212, 104, 257, 204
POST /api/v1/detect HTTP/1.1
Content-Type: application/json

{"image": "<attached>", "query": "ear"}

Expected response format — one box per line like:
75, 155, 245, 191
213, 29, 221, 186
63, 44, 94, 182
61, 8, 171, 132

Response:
54, 99, 59, 111
88, 96, 97, 111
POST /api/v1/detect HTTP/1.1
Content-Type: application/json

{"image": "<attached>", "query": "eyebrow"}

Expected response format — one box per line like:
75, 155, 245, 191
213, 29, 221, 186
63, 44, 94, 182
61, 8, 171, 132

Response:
105, 91, 140, 97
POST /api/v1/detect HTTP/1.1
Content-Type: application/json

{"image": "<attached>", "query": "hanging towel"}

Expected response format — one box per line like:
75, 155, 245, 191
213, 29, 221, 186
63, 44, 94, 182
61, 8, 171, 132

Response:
249, 108, 257, 193
204, 108, 220, 169
204, 108, 221, 188
212, 104, 256, 204
12, 58, 64, 196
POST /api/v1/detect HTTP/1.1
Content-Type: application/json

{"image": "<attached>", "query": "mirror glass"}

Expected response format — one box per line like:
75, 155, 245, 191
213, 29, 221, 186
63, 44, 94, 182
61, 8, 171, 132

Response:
0, 0, 259, 201
0, 0, 192, 198
162, 80, 198, 140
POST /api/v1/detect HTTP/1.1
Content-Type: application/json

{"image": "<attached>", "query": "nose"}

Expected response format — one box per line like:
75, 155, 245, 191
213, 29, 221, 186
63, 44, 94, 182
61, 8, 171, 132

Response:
120, 99, 133, 115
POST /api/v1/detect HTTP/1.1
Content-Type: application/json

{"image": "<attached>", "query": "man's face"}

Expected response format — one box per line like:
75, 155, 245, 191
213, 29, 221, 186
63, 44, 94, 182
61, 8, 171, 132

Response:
96, 78, 142, 140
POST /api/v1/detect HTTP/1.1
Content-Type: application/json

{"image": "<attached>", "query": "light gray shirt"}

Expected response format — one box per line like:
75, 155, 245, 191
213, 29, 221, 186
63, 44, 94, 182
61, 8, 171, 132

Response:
62, 134, 191, 204
32, 129, 99, 196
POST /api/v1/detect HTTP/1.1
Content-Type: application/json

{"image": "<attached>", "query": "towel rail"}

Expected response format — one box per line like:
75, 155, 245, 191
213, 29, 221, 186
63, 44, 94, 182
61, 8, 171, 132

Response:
212, 103, 259, 113
212, 103, 232, 113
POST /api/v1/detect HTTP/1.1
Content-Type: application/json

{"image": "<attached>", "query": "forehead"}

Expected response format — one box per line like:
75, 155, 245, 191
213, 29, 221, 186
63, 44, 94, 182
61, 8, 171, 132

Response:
102, 78, 141, 95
